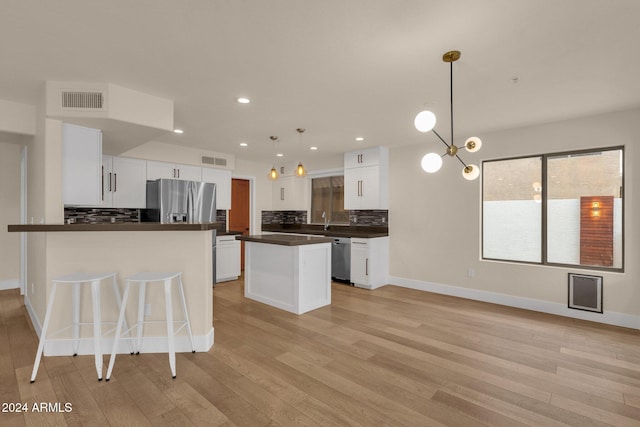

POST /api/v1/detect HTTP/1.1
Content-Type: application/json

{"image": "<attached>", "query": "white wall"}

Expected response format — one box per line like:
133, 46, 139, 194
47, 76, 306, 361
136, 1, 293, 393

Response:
0, 142, 21, 288
389, 108, 639, 327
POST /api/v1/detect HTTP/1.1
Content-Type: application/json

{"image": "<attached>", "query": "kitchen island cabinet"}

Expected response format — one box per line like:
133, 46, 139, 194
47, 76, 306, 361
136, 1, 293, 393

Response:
238, 234, 332, 314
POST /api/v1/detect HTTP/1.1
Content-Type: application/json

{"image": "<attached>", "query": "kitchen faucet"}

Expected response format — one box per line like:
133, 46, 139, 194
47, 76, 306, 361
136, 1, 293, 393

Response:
322, 211, 329, 231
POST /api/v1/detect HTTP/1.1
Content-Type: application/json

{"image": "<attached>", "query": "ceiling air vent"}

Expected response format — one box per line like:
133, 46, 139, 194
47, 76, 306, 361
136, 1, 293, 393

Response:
60, 90, 104, 110
202, 156, 227, 167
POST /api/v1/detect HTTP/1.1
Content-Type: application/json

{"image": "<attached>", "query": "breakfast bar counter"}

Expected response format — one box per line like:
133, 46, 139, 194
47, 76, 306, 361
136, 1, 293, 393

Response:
8, 222, 217, 355
237, 234, 332, 314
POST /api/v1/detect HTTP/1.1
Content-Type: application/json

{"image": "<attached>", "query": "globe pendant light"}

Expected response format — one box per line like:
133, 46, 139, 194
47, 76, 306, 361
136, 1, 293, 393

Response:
295, 128, 307, 177
268, 136, 280, 180
414, 50, 482, 180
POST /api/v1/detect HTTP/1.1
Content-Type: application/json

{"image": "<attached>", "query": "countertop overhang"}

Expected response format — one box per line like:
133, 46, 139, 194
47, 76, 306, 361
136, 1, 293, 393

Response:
261, 224, 388, 238
8, 223, 222, 232
238, 234, 333, 246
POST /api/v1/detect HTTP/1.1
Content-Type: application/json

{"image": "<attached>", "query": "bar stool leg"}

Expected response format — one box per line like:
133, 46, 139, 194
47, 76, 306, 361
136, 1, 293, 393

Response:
164, 278, 176, 378
135, 282, 146, 354
91, 279, 103, 381
72, 282, 80, 356
106, 283, 131, 381
110, 276, 134, 355
177, 275, 195, 353
30, 283, 58, 383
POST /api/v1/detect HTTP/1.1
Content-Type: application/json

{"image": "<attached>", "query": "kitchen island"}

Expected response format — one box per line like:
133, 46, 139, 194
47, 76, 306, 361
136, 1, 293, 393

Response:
238, 234, 333, 315
8, 222, 218, 355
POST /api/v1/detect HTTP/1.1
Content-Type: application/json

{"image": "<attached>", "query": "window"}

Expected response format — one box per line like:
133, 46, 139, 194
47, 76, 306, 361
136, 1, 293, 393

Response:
310, 176, 349, 224
482, 147, 624, 271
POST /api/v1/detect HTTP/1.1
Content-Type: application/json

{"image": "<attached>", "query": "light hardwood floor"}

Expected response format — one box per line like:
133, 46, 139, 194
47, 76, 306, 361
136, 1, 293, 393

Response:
2, 279, 640, 426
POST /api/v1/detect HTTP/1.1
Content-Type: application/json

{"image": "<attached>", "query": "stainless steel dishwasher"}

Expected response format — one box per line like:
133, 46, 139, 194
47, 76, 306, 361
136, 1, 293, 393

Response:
331, 237, 351, 283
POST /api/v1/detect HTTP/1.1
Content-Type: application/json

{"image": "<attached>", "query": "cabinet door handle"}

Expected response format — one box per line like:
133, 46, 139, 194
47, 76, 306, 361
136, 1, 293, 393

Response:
360, 180, 364, 197
281, 187, 284, 200
365, 258, 369, 275
101, 166, 105, 201
113, 173, 117, 192
177, 168, 180, 178
109, 172, 112, 191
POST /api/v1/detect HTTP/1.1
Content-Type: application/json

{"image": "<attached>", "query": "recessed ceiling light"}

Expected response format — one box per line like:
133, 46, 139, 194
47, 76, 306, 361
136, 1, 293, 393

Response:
310, 146, 318, 150
276, 153, 284, 157
236, 97, 250, 104
173, 129, 184, 134
240, 142, 248, 147
355, 137, 364, 141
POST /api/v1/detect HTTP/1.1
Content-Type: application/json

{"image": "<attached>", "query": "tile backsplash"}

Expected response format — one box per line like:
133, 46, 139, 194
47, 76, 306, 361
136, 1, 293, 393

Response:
65, 207, 228, 226
262, 210, 307, 225
349, 210, 388, 226
64, 208, 140, 224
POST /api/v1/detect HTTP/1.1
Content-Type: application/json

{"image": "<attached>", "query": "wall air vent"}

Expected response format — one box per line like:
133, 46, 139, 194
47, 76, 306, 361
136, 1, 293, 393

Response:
568, 273, 603, 313
202, 156, 227, 167
61, 91, 104, 110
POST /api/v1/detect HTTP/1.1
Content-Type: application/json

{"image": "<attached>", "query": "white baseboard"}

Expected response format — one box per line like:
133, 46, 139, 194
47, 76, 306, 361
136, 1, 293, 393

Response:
389, 276, 639, 330
23, 294, 215, 356
0, 279, 19, 291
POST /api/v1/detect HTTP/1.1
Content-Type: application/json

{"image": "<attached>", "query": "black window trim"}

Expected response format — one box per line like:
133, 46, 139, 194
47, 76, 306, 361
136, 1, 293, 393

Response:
481, 145, 624, 273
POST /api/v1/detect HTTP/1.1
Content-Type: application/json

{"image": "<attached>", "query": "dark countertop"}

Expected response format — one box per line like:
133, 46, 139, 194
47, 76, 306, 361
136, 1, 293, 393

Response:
261, 224, 388, 238
237, 234, 334, 246
8, 222, 222, 232
218, 230, 243, 236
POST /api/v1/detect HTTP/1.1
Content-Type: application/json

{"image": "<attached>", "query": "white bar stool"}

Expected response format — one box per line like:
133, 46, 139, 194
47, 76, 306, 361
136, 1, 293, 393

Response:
106, 271, 195, 380
30, 272, 129, 383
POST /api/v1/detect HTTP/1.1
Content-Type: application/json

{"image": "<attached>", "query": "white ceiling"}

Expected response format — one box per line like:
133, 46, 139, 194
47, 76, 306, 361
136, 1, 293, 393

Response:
2, 0, 640, 169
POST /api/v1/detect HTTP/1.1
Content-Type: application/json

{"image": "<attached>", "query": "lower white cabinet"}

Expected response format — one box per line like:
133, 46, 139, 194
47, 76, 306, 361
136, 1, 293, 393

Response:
216, 235, 241, 282
350, 237, 389, 289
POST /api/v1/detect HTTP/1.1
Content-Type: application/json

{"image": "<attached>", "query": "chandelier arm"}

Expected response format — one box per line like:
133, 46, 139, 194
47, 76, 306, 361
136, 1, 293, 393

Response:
455, 154, 467, 167
431, 129, 452, 149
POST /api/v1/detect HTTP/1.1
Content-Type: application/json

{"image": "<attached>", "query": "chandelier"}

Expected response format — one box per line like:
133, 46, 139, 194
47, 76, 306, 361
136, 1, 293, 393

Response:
414, 50, 482, 180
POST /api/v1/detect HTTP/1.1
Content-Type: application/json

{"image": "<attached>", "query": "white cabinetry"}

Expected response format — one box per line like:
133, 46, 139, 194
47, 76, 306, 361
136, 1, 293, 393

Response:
216, 235, 241, 282
201, 167, 231, 210
344, 147, 388, 210
272, 176, 308, 211
102, 156, 147, 208
62, 124, 102, 206
350, 237, 389, 289
146, 160, 202, 181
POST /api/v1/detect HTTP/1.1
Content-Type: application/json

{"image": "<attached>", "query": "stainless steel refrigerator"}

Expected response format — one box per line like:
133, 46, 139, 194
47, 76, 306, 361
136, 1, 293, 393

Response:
143, 179, 216, 224
143, 178, 218, 284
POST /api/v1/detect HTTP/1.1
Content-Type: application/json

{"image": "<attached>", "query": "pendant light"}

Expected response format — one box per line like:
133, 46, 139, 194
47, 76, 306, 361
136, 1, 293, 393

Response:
268, 136, 280, 180
414, 50, 482, 180
295, 128, 307, 177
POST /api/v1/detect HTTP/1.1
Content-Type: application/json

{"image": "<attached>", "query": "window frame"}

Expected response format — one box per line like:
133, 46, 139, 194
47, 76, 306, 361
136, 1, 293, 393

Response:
481, 146, 624, 273
309, 174, 349, 225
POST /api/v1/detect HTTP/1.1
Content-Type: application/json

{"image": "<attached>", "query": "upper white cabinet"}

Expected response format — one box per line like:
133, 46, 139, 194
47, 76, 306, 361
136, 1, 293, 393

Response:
102, 156, 147, 208
344, 146, 388, 210
146, 160, 202, 181
344, 148, 381, 169
272, 176, 308, 211
201, 167, 232, 210
62, 124, 102, 206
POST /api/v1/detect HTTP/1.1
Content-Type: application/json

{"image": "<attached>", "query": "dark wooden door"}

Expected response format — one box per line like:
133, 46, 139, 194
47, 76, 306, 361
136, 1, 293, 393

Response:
229, 178, 250, 270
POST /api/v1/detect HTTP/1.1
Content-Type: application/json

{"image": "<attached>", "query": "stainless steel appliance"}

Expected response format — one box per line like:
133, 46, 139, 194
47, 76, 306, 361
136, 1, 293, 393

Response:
331, 237, 351, 283
143, 178, 218, 285
143, 179, 216, 224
